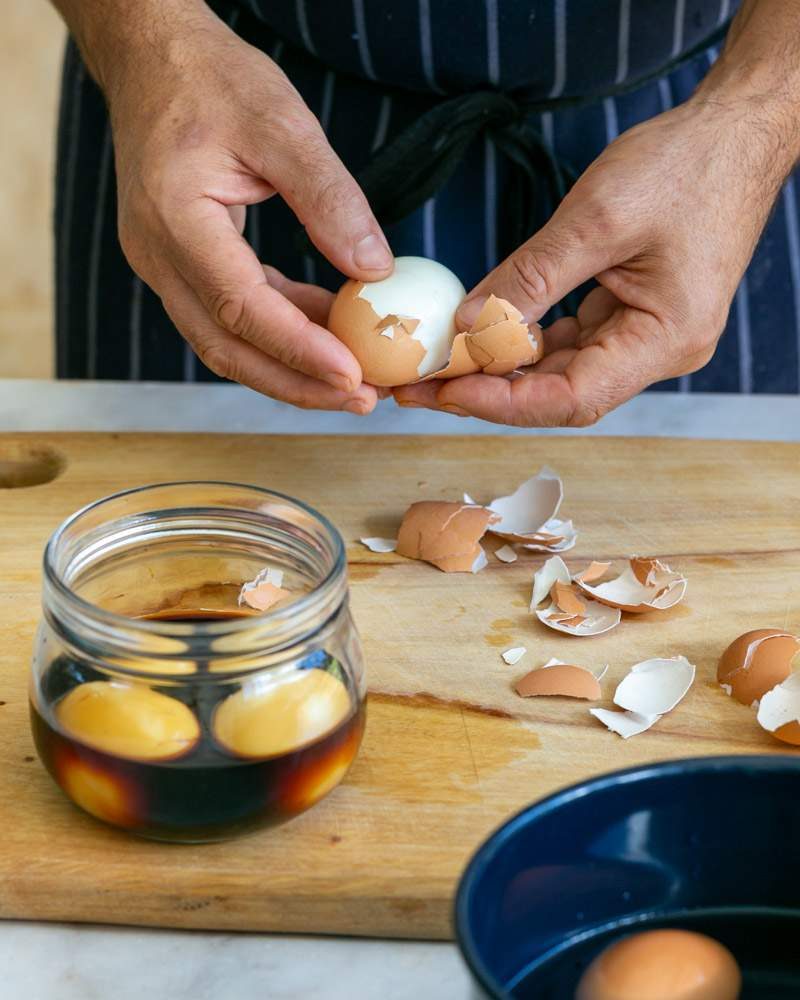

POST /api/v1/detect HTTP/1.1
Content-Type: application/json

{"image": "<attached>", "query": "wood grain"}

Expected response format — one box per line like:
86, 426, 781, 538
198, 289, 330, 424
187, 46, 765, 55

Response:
0, 432, 798, 940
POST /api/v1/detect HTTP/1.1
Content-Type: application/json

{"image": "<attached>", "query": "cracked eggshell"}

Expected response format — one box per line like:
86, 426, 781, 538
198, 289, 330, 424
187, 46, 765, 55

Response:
395, 501, 493, 573
515, 660, 602, 700
590, 708, 661, 739
502, 647, 527, 665
536, 598, 621, 636
482, 466, 563, 542
239, 566, 291, 612
530, 555, 571, 609
494, 544, 518, 563
757, 673, 800, 745
717, 628, 800, 706
327, 256, 465, 386
463, 295, 543, 376
614, 656, 695, 716
575, 559, 687, 613
359, 537, 398, 553
575, 561, 612, 584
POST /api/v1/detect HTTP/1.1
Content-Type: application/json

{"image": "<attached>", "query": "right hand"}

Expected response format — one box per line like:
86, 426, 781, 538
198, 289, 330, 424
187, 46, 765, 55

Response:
103, 3, 393, 411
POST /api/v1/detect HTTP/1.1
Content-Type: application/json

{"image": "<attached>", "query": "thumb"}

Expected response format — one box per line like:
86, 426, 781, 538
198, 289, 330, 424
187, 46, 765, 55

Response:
269, 116, 394, 282
456, 207, 615, 329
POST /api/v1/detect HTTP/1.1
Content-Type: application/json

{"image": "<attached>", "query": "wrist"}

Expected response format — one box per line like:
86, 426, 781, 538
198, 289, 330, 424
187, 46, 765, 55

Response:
691, 50, 800, 175
56, 0, 217, 102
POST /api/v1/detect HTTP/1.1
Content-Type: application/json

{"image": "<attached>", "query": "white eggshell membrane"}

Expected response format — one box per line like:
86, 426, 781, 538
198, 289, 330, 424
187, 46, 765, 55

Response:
530, 555, 571, 609
486, 465, 563, 536
613, 656, 695, 715
536, 598, 621, 636
592, 655, 696, 739
359, 537, 397, 553
590, 708, 661, 739
494, 544, 518, 563
502, 647, 527, 665
357, 256, 466, 376
757, 672, 800, 732
576, 559, 687, 612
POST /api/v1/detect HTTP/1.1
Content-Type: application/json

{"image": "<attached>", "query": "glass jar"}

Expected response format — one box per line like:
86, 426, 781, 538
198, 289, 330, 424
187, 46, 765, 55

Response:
30, 482, 366, 843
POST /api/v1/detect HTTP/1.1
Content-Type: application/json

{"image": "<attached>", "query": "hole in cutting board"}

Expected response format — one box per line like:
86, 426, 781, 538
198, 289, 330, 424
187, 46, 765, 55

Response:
0, 443, 66, 489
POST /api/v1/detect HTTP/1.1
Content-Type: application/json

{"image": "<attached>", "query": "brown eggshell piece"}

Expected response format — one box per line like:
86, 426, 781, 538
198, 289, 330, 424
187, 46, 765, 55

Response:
422, 332, 481, 380
717, 628, 800, 706
327, 280, 425, 387
466, 320, 542, 375
213, 669, 352, 758
576, 561, 613, 584
515, 664, 601, 700
575, 928, 742, 1000
396, 501, 493, 572
771, 721, 800, 746
551, 581, 587, 616
56, 681, 200, 762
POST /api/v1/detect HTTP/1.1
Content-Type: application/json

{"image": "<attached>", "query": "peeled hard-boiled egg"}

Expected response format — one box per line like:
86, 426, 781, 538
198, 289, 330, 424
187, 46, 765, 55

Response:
575, 929, 741, 1000
328, 256, 465, 386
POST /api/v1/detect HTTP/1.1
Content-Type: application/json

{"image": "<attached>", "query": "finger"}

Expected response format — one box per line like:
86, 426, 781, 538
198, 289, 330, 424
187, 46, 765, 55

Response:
159, 267, 378, 414
542, 316, 581, 354
228, 204, 247, 235
262, 264, 333, 327
410, 309, 672, 426
166, 198, 364, 392
577, 285, 619, 328
456, 201, 617, 329
264, 111, 393, 281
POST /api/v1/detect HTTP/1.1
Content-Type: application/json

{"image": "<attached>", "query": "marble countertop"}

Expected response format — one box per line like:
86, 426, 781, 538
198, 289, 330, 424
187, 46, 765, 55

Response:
2, 379, 798, 1000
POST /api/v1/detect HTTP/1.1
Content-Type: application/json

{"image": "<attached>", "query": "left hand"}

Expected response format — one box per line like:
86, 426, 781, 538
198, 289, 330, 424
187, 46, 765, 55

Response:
394, 94, 793, 426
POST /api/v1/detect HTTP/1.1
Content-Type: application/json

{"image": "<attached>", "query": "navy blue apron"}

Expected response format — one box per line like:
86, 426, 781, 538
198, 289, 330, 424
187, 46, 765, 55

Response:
55, 0, 800, 393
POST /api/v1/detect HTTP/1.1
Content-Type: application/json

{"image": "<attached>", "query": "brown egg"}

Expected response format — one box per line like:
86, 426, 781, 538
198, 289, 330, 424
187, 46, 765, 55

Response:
575, 929, 741, 1000
56, 681, 200, 761
327, 256, 465, 386
212, 669, 352, 758
54, 746, 141, 827
717, 628, 800, 705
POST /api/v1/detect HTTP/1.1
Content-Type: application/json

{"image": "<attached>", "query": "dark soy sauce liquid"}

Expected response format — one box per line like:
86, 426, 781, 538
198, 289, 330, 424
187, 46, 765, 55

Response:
31, 611, 365, 842
508, 909, 800, 998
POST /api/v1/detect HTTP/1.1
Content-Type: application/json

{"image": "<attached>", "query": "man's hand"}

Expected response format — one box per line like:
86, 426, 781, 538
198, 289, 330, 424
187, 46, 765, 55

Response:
54, 0, 393, 412
396, 0, 800, 426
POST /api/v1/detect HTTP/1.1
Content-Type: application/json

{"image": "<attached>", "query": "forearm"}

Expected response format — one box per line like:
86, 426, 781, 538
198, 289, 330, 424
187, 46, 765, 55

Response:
694, 0, 800, 174
49, 0, 215, 98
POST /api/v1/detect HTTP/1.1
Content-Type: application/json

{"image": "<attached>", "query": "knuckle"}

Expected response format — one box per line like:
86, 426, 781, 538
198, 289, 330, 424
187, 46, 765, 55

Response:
198, 342, 233, 381
208, 286, 254, 339
309, 174, 364, 223
509, 246, 559, 305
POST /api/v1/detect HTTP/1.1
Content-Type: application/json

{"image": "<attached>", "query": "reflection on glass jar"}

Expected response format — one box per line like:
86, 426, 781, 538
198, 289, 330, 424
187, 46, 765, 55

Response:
30, 483, 367, 842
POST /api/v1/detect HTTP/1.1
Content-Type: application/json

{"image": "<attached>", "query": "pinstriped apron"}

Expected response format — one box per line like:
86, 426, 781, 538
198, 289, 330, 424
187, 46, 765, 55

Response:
55, 0, 800, 394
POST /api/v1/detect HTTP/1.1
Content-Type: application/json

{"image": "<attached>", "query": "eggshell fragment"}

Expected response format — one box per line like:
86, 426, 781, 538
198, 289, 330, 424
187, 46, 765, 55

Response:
238, 566, 291, 612
530, 555, 571, 609
551, 581, 587, 617
575, 558, 687, 613
757, 673, 800, 745
423, 294, 543, 380
56, 682, 200, 761
536, 598, 621, 636
483, 466, 562, 540
359, 537, 398, 553
590, 708, 661, 739
502, 646, 527, 665
575, 561, 613, 584
520, 518, 577, 553
515, 660, 602, 700
395, 501, 493, 573
494, 544, 518, 563
614, 656, 695, 716
717, 628, 800, 706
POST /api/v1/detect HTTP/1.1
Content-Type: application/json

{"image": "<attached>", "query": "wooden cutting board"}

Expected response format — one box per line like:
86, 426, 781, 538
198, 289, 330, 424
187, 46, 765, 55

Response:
0, 432, 798, 940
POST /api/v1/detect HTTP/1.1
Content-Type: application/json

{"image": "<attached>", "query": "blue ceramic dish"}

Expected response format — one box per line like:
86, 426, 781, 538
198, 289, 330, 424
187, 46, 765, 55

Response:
455, 755, 800, 998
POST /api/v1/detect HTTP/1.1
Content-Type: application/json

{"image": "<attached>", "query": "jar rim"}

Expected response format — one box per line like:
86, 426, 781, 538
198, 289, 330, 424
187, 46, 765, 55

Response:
43, 480, 347, 642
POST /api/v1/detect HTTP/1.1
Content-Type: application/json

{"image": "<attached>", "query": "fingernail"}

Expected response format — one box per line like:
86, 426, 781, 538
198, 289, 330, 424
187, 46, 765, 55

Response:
396, 399, 423, 408
456, 296, 486, 330
343, 398, 370, 415
441, 404, 469, 417
354, 234, 393, 272
327, 371, 356, 393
